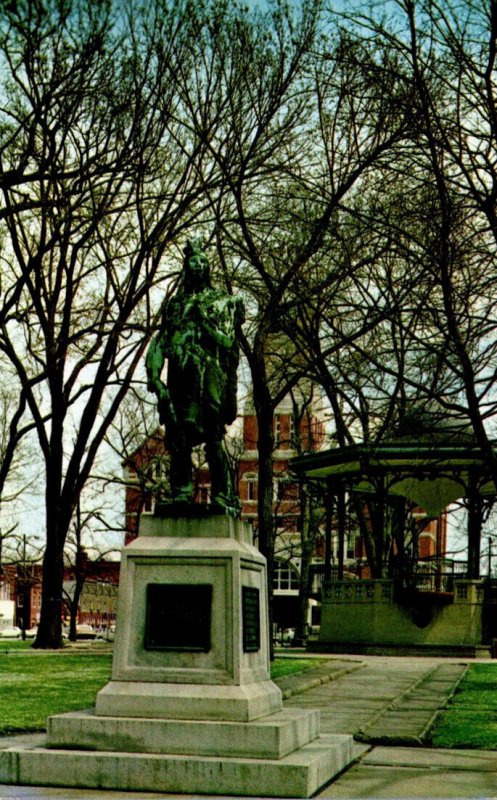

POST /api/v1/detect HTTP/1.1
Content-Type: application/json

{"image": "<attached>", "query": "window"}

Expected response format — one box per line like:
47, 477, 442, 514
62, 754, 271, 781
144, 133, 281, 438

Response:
274, 477, 286, 502
289, 414, 295, 448
154, 460, 166, 479
197, 485, 211, 503
272, 561, 299, 592
275, 414, 295, 448
346, 532, 356, 560
142, 494, 155, 515
243, 473, 258, 502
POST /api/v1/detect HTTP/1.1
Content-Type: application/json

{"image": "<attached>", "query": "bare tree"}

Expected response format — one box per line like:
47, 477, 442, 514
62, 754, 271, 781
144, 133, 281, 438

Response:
0, 0, 236, 647
187, 7, 412, 642
321, 0, 497, 576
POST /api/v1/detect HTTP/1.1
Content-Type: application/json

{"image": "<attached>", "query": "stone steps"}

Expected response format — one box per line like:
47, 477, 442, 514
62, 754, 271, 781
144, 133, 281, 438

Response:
0, 734, 353, 798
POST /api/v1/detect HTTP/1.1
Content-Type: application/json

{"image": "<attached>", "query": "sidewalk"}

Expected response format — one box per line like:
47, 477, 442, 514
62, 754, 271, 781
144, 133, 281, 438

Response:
282, 655, 467, 745
282, 654, 497, 797
0, 654, 496, 799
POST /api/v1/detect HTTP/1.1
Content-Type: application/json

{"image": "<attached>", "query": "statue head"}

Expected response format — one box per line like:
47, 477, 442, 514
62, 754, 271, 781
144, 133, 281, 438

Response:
183, 239, 210, 293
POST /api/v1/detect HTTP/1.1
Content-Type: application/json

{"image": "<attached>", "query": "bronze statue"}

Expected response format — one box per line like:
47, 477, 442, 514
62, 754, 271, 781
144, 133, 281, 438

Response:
146, 240, 244, 512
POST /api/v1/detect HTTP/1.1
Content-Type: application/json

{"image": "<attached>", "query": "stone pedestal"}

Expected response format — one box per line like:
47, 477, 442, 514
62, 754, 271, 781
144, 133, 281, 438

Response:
0, 513, 353, 797
94, 514, 282, 721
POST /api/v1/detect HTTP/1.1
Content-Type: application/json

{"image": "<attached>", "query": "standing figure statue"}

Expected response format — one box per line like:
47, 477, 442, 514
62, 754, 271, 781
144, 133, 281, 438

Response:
146, 240, 245, 513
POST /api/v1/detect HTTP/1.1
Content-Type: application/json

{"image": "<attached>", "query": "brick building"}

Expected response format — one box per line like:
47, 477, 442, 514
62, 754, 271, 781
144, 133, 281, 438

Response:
0, 558, 120, 633
0, 564, 43, 632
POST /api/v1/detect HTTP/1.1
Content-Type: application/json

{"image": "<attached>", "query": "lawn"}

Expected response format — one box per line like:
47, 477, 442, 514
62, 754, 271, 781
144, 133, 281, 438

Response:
430, 664, 497, 749
269, 657, 326, 679
0, 647, 113, 733
0, 644, 323, 734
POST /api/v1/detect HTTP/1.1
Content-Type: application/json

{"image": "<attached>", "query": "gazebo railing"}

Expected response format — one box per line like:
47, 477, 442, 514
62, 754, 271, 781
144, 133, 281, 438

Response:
310, 558, 468, 597
409, 558, 468, 593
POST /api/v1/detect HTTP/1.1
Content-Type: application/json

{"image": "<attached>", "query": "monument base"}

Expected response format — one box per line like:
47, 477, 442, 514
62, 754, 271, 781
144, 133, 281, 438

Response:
47, 707, 321, 759
0, 734, 353, 798
94, 677, 283, 721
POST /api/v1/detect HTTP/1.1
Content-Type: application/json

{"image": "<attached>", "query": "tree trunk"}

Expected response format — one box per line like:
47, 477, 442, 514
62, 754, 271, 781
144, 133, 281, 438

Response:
33, 434, 70, 649
251, 351, 276, 659
354, 496, 380, 578
256, 414, 276, 658
32, 534, 65, 649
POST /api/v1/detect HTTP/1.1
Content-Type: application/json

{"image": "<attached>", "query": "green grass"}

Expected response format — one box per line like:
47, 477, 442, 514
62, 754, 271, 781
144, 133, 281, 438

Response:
0, 640, 33, 652
431, 664, 497, 749
0, 650, 113, 733
270, 657, 326, 679
0, 648, 322, 734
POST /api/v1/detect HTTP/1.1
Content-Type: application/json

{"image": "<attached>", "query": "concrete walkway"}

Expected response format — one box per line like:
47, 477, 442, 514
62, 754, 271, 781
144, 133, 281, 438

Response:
1, 654, 496, 799
281, 654, 497, 797
282, 655, 467, 745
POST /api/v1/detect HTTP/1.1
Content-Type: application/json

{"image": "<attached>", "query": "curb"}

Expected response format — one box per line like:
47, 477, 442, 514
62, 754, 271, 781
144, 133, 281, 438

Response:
354, 663, 469, 746
276, 660, 366, 699
419, 662, 469, 744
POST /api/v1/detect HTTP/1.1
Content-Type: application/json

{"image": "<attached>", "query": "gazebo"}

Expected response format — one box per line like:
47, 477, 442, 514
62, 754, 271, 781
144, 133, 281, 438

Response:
291, 431, 497, 656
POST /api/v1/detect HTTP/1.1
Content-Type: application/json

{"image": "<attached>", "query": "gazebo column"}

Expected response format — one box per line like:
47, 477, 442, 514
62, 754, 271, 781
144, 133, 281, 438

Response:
435, 518, 442, 591
372, 475, 386, 578
324, 484, 334, 582
337, 485, 346, 581
467, 471, 483, 579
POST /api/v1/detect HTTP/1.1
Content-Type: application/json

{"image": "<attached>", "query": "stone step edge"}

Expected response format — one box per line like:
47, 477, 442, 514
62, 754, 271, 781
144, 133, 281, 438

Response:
275, 660, 366, 699
0, 734, 355, 799
354, 664, 468, 746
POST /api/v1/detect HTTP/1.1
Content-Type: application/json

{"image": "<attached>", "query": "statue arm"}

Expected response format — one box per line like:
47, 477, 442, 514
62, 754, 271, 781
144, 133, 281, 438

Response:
200, 317, 233, 349
197, 296, 245, 350
146, 334, 176, 426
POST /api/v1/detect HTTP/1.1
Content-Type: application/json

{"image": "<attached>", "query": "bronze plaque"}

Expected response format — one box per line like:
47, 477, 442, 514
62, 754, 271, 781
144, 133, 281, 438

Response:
145, 583, 212, 652
242, 586, 260, 652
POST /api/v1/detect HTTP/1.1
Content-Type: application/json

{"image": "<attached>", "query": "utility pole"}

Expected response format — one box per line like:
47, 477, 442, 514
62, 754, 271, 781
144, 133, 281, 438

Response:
19, 534, 27, 640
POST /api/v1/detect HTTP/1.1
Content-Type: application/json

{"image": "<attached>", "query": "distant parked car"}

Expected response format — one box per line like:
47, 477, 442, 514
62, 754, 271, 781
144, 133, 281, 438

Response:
95, 624, 116, 642
0, 626, 22, 639
279, 627, 296, 646
62, 623, 96, 640
24, 627, 38, 638
76, 624, 96, 639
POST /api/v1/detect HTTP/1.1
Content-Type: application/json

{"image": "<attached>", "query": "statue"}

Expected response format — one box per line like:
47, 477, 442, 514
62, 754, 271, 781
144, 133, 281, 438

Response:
146, 240, 245, 513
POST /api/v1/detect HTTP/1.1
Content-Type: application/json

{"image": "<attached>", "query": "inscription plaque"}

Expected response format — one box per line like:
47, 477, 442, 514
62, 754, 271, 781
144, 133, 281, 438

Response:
145, 583, 212, 652
242, 586, 260, 652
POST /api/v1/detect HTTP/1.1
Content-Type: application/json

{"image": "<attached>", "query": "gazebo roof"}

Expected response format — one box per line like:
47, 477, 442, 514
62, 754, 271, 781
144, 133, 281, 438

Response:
291, 438, 497, 516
